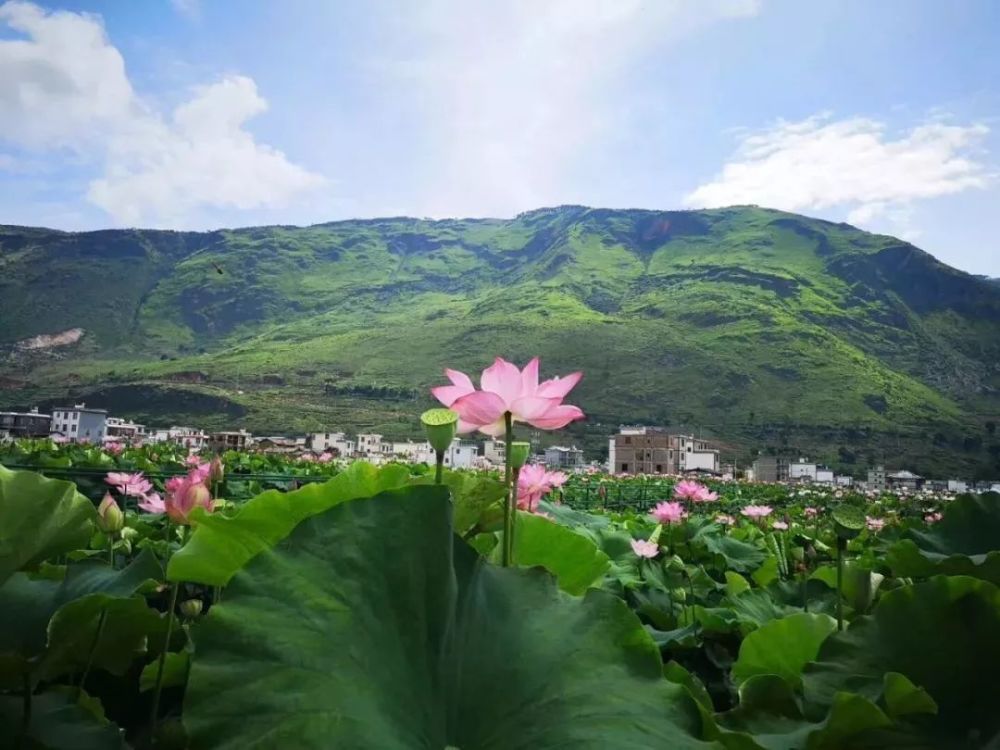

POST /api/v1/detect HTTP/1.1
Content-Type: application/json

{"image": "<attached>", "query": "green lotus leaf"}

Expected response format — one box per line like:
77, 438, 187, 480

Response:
0, 550, 162, 687
167, 462, 412, 585
411, 469, 506, 535
732, 613, 838, 689
509, 512, 611, 595
184, 486, 711, 749
0, 687, 124, 749
705, 534, 767, 573
802, 575, 1000, 742
140, 651, 190, 693
887, 492, 1000, 584
713, 675, 894, 750
0, 465, 96, 585
810, 563, 884, 615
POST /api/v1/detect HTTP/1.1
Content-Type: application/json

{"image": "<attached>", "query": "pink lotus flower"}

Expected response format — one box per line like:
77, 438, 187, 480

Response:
432, 357, 584, 436
104, 442, 123, 456
650, 500, 687, 525
804, 507, 818, 518
185, 462, 211, 484
866, 516, 885, 532
674, 480, 717, 503
741, 504, 774, 519
517, 463, 567, 512
924, 511, 943, 524
142, 470, 213, 525
105, 471, 153, 498
772, 520, 789, 531
185, 454, 203, 467
715, 514, 735, 526
317, 452, 333, 463
630, 538, 659, 559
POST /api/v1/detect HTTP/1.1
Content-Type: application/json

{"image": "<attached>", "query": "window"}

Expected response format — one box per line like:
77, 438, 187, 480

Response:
621, 463, 628, 472
656, 464, 662, 473
623, 437, 631, 445
72, 412, 78, 421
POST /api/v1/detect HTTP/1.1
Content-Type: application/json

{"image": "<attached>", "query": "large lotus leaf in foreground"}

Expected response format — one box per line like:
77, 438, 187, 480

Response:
803, 575, 1000, 743
887, 492, 1000, 584
0, 465, 96, 585
184, 486, 712, 749
167, 461, 412, 585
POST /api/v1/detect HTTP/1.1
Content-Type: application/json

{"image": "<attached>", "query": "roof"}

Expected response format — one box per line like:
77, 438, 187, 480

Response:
888, 470, 922, 479
53, 405, 107, 414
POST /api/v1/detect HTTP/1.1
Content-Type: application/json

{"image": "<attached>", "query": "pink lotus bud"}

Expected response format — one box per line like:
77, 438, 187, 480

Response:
209, 456, 224, 485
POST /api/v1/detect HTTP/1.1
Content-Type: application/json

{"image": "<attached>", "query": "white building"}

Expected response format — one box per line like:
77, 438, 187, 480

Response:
816, 467, 835, 484
947, 479, 968, 493
309, 432, 355, 456
389, 440, 434, 463
148, 426, 208, 450
790, 458, 818, 482
105, 417, 146, 443
50, 404, 107, 443
355, 433, 383, 456
544, 445, 584, 469
443, 439, 477, 469
835, 475, 854, 487
483, 439, 506, 466
680, 447, 720, 473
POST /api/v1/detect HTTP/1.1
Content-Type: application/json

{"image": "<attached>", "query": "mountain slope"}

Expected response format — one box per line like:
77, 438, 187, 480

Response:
1, 205, 998, 476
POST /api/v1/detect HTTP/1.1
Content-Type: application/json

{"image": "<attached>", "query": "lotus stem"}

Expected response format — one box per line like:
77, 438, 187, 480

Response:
150, 581, 180, 737
501, 411, 513, 567
509, 465, 521, 565
434, 451, 444, 485
78, 608, 108, 698
836, 537, 846, 631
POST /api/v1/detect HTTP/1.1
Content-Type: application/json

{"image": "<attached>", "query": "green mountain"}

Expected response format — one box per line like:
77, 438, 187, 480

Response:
1, 205, 998, 477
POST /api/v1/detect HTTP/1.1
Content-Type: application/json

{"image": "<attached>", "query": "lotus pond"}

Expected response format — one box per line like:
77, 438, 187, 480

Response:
1, 357, 999, 749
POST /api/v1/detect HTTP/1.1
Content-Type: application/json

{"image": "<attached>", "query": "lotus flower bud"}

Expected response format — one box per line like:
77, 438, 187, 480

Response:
421, 408, 458, 454
97, 493, 124, 534
179, 599, 203, 619
508, 442, 530, 469
209, 456, 224, 485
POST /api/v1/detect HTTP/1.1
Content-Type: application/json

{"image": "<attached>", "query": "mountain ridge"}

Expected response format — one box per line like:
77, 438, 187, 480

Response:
1, 205, 998, 476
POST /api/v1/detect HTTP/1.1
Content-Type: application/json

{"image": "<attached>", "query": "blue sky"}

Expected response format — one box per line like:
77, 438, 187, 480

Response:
1, 0, 998, 275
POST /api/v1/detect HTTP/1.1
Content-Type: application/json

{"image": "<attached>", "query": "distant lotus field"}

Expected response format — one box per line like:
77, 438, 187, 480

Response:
1, 357, 998, 749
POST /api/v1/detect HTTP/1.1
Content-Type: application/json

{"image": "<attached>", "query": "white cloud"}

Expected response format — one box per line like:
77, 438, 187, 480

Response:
684, 114, 993, 236
0, 1, 325, 226
382, 0, 761, 218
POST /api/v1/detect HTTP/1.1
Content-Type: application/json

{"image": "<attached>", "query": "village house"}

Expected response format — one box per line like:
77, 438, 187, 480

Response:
308, 432, 355, 456
0, 407, 51, 438
544, 445, 584, 469
209, 430, 252, 452
50, 403, 107, 443
355, 433, 383, 457
255, 436, 305, 454
867, 465, 887, 491
148, 426, 209, 450
789, 458, 817, 482
609, 426, 720, 475
443, 439, 477, 469
886, 470, 923, 491
482, 439, 506, 466
751, 455, 791, 483
105, 417, 146, 443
